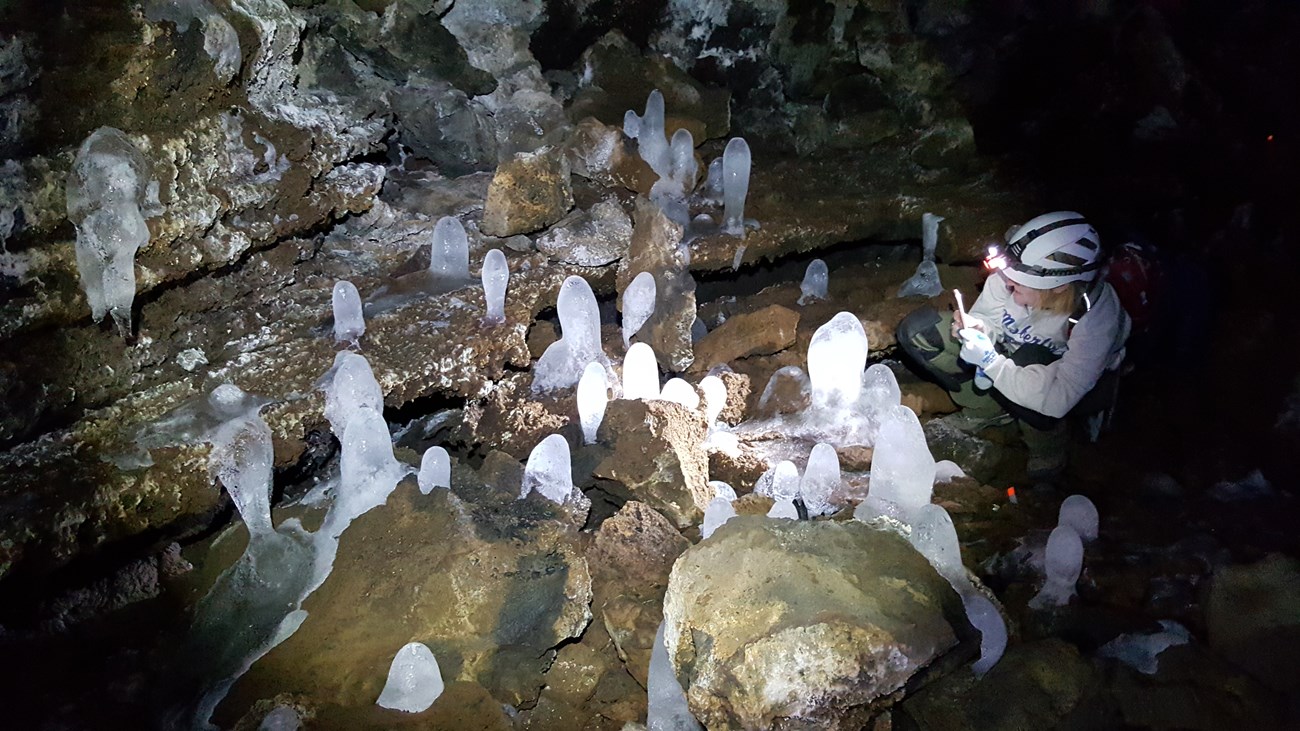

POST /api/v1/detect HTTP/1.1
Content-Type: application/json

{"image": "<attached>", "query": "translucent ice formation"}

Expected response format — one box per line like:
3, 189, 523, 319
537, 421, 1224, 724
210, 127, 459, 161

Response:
622, 342, 661, 401
1030, 525, 1084, 609
622, 271, 657, 348
634, 90, 672, 179
807, 312, 869, 410
669, 129, 698, 194
934, 460, 966, 483
66, 127, 153, 337
417, 446, 450, 494
209, 409, 275, 539
701, 496, 738, 539
721, 137, 751, 237
701, 157, 724, 205
376, 642, 445, 713
800, 443, 840, 517
332, 280, 365, 345
533, 276, 610, 392
898, 260, 944, 298
908, 504, 965, 586
767, 499, 800, 519
659, 378, 700, 410
1096, 620, 1191, 674
1058, 494, 1099, 542
921, 212, 944, 261
963, 592, 1008, 677
320, 351, 384, 438
699, 375, 727, 426
121, 383, 271, 469
648, 622, 702, 731
328, 406, 407, 535
860, 363, 901, 442
711, 481, 737, 500
869, 405, 936, 518
429, 216, 471, 280
144, 0, 240, 84
481, 249, 508, 324
258, 705, 301, 731
798, 259, 828, 305
770, 461, 801, 503
521, 434, 574, 503
577, 361, 609, 444
758, 366, 810, 414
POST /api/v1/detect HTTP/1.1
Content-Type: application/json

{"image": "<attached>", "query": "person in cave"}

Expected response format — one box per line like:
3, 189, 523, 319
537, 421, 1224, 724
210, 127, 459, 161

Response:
896, 211, 1132, 479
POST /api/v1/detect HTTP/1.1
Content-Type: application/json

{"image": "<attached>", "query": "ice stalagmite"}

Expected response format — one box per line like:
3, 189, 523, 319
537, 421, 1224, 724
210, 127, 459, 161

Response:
702, 157, 724, 205
798, 259, 829, 305
533, 276, 609, 392
963, 593, 1008, 676
700, 375, 727, 426
637, 90, 672, 179
659, 378, 699, 410
758, 366, 810, 413
922, 213, 944, 261
770, 461, 801, 503
481, 249, 508, 324
417, 446, 450, 494
332, 280, 365, 345
321, 352, 384, 438
521, 434, 574, 503
1030, 525, 1084, 608
869, 404, 936, 518
807, 312, 869, 410
622, 342, 660, 401
800, 443, 840, 516
908, 504, 966, 587
670, 128, 697, 193
701, 497, 738, 538
209, 409, 275, 539
376, 642, 444, 713
429, 216, 470, 280
577, 362, 608, 445
899, 213, 946, 298
1058, 494, 1099, 542
328, 406, 406, 535
622, 271, 657, 347
721, 137, 751, 237
647, 622, 702, 731
860, 363, 902, 441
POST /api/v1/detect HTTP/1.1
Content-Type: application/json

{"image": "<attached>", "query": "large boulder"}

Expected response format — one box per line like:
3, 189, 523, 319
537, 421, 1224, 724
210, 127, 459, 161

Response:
481, 146, 575, 237
593, 399, 710, 529
535, 197, 633, 267
663, 517, 973, 730
1206, 553, 1300, 695
690, 304, 800, 373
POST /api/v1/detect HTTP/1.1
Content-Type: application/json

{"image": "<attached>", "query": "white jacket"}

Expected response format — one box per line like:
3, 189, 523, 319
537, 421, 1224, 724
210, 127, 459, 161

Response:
967, 271, 1131, 418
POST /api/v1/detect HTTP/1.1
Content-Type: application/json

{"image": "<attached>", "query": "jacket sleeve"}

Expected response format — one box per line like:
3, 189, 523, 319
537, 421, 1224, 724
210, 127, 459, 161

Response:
967, 272, 1008, 338
982, 291, 1123, 418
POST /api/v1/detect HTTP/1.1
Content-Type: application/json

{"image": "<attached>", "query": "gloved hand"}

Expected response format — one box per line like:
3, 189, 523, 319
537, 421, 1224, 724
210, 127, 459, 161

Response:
959, 328, 1000, 369
973, 368, 993, 390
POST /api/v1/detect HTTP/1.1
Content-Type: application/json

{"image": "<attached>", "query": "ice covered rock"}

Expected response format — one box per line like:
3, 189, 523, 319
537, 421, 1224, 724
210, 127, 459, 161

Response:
798, 259, 828, 305
659, 378, 700, 410
1097, 620, 1191, 675
535, 198, 632, 266
577, 361, 609, 445
623, 342, 661, 401
934, 460, 966, 483
898, 260, 944, 298
648, 621, 703, 731
807, 312, 869, 411
209, 410, 275, 540
66, 127, 154, 337
700, 375, 727, 426
1058, 494, 1099, 542
701, 497, 738, 539
622, 271, 657, 347
521, 434, 574, 504
376, 642, 445, 713
869, 405, 936, 519
481, 248, 508, 324
332, 280, 365, 345
533, 275, 610, 392
122, 383, 270, 469
962, 592, 1008, 676
319, 352, 384, 439
800, 443, 840, 517
1030, 526, 1084, 609
144, 0, 240, 84
417, 447, 451, 494
721, 137, 751, 237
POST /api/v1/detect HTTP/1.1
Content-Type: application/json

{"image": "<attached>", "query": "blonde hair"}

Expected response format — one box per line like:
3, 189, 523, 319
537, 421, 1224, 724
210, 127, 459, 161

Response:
1037, 280, 1086, 315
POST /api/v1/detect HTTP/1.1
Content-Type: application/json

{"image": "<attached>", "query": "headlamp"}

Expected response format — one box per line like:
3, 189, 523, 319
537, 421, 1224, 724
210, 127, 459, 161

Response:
983, 245, 1008, 272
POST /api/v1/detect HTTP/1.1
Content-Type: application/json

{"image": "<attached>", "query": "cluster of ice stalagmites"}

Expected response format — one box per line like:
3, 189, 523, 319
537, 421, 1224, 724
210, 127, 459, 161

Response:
1029, 494, 1098, 609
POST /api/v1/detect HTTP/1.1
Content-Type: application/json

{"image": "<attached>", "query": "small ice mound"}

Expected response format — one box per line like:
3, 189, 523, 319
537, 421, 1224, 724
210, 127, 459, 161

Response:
376, 642, 444, 713
533, 275, 610, 392
908, 504, 965, 586
648, 622, 703, 731
962, 592, 1008, 676
332, 280, 365, 345
768, 461, 801, 503
659, 378, 699, 410
417, 446, 450, 494
1096, 620, 1191, 675
934, 460, 966, 483
807, 312, 869, 411
699, 375, 727, 426
701, 497, 738, 538
577, 362, 609, 445
521, 434, 574, 503
898, 260, 944, 298
1058, 494, 1099, 542
800, 443, 840, 517
710, 481, 737, 501
1029, 525, 1084, 609
767, 499, 800, 519
798, 259, 828, 305
622, 342, 661, 401
481, 249, 509, 324
429, 215, 470, 280
622, 271, 657, 348
869, 405, 936, 518
258, 705, 301, 731
758, 366, 810, 415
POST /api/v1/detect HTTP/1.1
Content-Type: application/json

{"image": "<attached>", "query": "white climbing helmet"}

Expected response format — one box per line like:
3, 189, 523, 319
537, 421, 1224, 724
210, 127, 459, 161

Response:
1000, 211, 1102, 288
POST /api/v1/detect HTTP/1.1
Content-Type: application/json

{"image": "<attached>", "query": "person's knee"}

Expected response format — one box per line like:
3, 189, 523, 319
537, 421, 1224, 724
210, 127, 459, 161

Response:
897, 306, 945, 358
1009, 343, 1059, 367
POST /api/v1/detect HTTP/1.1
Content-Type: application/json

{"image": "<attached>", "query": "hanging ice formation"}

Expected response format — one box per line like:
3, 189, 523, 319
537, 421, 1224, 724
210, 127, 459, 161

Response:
721, 137, 752, 237
121, 382, 271, 469
798, 259, 829, 305
376, 642, 445, 713
898, 212, 946, 298
800, 443, 841, 516
577, 362, 609, 445
622, 271, 657, 348
699, 375, 727, 426
622, 342, 661, 401
521, 434, 576, 504
659, 378, 700, 410
533, 276, 610, 392
332, 280, 365, 345
865, 405, 936, 520
429, 215, 471, 281
417, 446, 451, 494
66, 127, 156, 338
319, 351, 384, 438
481, 249, 508, 324
1058, 494, 1099, 542
647, 622, 703, 731
1030, 525, 1085, 608
807, 312, 869, 411
209, 405, 276, 540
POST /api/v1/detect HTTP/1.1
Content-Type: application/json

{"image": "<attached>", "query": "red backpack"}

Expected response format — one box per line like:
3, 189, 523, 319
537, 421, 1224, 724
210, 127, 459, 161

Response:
1105, 241, 1163, 334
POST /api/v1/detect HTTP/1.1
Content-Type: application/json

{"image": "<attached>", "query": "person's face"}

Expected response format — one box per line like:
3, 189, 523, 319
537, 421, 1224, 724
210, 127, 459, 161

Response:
1005, 277, 1045, 308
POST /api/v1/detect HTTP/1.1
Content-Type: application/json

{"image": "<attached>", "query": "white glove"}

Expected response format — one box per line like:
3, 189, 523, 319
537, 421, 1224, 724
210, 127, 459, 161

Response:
959, 328, 1000, 369
973, 368, 993, 390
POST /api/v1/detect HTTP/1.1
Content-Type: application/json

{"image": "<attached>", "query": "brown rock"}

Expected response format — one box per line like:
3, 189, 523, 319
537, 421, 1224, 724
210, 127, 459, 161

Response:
716, 369, 752, 425
594, 399, 710, 528
708, 446, 771, 495
901, 380, 956, 416
837, 446, 875, 472
618, 197, 696, 371
528, 320, 560, 359
691, 304, 800, 372
462, 373, 574, 460
567, 117, 658, 196
482, 146, 574, 237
